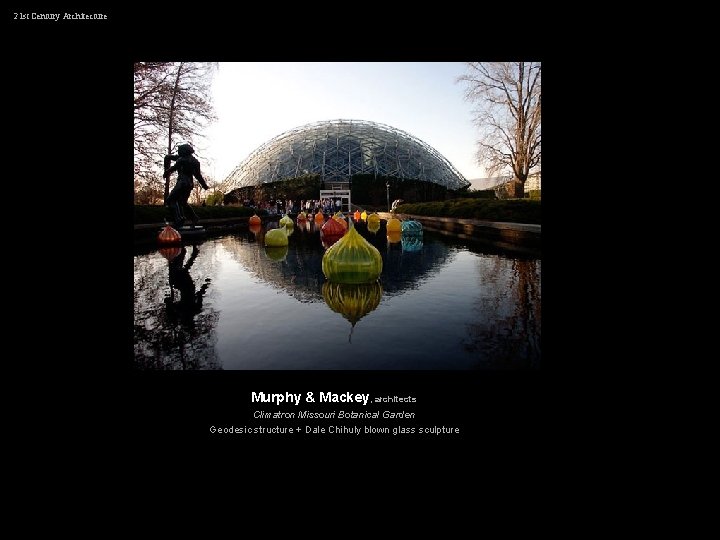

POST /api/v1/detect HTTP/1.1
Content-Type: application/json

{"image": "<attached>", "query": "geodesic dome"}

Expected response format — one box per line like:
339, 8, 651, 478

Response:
220, 119, 469, 191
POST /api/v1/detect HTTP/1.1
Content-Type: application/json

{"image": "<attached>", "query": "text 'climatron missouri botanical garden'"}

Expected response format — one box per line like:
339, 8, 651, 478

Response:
220, 119, 469, 192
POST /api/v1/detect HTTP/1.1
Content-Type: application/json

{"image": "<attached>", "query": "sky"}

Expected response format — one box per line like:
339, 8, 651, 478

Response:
201, 62, 491, 190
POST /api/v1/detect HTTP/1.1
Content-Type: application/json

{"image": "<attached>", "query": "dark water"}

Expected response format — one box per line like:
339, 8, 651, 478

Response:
133, 220, 541, 369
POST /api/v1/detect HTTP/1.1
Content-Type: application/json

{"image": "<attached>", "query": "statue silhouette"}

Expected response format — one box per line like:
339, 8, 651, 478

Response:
163, 143, 208, 229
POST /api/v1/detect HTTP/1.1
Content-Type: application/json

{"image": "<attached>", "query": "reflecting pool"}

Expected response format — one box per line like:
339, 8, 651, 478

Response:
133, 220, 540, 369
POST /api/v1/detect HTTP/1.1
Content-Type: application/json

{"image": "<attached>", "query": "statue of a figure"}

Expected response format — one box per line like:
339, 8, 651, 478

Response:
163, 143, 208, 229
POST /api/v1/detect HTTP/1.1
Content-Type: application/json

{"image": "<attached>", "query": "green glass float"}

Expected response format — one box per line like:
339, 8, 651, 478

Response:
401, 220, 423, 235
367, 219, 380, 234
279, 214, 293, 228
264, 227, 289, 247
367, 213, 380, 226
322, 222, 383, 284
386, 217, 401, 232
265, 245, 288, 261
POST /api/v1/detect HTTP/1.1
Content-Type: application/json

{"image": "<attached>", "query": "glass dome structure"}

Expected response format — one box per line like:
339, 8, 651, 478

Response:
219, 119, 469, 192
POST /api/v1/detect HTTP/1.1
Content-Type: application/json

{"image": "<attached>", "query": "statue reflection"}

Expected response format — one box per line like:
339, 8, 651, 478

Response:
163, 244, 211, 328
152, 244, 217, 369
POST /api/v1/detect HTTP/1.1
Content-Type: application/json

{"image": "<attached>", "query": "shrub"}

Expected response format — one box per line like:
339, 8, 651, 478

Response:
397, 198, 540, 224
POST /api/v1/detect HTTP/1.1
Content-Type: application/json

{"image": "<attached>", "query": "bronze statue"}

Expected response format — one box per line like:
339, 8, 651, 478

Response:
163, 143, 208, 229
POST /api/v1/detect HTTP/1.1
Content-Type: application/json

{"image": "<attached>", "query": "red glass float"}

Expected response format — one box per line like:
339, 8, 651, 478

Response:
332, 212, 348, 230
321, 232, 344, 249
322, 217, 346, 236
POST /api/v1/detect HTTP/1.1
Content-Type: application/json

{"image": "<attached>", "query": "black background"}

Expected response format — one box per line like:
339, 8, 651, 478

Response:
8, 8, 566, 450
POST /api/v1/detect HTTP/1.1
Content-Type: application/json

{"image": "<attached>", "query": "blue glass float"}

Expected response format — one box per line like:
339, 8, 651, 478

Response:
401, 220, 423, 235
401, 235, 423, 252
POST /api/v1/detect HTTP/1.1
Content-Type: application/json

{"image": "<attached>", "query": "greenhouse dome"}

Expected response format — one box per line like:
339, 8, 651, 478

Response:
220, 119, 469, 192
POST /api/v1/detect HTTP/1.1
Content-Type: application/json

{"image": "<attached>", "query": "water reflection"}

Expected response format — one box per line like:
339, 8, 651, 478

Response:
322, 282, 383, 343
401, 235, 423, 252
166, 245, 210, 325
265, 245, 288, 262
462, 257, 541, 368
218, 223, 455, 303
133, 224, 541, 369
134, 243, 221, 369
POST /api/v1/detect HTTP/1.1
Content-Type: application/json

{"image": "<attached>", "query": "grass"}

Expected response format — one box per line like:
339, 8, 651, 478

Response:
397, 198, 541, 224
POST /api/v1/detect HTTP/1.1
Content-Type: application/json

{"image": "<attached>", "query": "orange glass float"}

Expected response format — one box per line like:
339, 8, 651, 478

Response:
158, 246, 182, 261
158, 225, 182, 245
387, 231, 402, 244
354, 210, 361, 221
249, 214, 261, 225
314, 212, 325, 223
386, 217, 401, 233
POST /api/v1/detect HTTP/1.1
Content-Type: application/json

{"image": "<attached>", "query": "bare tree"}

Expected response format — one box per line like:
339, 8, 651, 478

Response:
133, 62, 217, 202
191, 182, 204, 205
459, 62, 541, 198
159, 62, 217, 201
134, 62, 173, 185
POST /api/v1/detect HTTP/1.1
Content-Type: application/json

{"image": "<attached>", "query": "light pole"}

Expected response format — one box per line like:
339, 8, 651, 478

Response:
386, 180, 390, 212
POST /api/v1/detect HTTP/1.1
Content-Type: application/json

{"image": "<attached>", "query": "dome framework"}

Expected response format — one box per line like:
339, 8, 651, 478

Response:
220, 119, 469, 193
